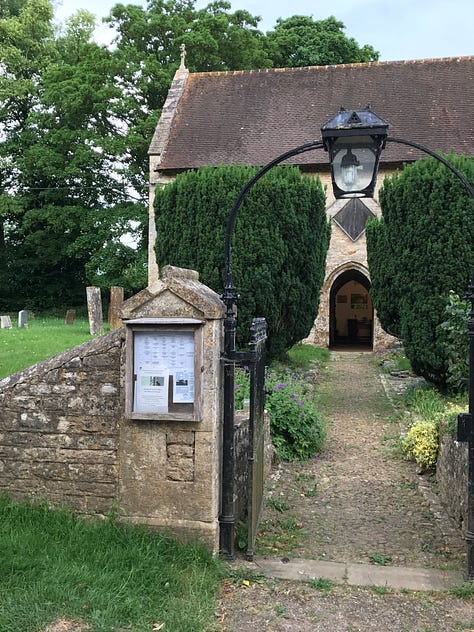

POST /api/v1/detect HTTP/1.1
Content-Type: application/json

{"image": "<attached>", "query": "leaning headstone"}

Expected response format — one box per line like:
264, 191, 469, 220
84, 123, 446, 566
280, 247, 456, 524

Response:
18, 309, 28, 328
1, 315, 12, 329
108, 286, 124, 331
86, 286, 104, 335
65, 309, 76, 325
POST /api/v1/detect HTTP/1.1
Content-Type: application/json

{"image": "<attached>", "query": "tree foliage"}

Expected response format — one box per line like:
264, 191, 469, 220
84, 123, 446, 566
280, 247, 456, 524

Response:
440, 291, 470, 393
0, 3, 148, 309
264, 15, 378, 68
366, 155, 474, 390
0, 0, 377, 311
154, 165, 330, 359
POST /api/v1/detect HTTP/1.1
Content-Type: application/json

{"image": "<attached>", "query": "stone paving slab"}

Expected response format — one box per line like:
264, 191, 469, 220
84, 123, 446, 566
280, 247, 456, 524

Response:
251, 555, 465, 592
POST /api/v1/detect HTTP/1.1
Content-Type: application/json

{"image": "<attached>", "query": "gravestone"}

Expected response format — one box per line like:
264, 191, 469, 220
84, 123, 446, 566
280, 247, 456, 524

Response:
65, 309, 76, 325
86, 287, 104, 335
1, 315, 12, 329
108, 286, 124, 331
18, 310, 28, 328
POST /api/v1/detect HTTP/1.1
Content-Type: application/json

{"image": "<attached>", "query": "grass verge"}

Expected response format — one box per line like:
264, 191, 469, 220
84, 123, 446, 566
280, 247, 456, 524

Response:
286, 343, 330, 370
0, 496, 224, 632
0, 317, 97, 379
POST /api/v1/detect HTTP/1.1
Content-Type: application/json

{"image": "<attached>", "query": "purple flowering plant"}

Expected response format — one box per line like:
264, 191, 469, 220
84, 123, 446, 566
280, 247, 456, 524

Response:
265, 368, 325, 461
234, 357, 326, 461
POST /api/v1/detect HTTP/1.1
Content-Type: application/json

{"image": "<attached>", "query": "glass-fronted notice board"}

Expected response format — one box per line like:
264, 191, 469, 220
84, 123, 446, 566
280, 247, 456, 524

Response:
125, 318, 204, 421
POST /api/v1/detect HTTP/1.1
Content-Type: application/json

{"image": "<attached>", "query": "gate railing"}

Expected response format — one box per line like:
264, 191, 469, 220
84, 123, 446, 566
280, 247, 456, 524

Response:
245, 317, 267, 560
219, 315, 267, 560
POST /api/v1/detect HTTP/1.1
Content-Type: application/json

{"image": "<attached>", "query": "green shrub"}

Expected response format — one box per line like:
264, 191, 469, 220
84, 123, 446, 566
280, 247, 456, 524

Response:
404, 385, 445, 419
233, 347, 327, 461
366, 154, 474, 390
234, 365, 250, 410
265, 369, 325, 461
440, 291, 470, 393
154, 165, 330, 360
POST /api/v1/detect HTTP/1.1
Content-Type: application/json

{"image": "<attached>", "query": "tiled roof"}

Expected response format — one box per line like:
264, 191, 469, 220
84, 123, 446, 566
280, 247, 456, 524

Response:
149, 57, 474, 171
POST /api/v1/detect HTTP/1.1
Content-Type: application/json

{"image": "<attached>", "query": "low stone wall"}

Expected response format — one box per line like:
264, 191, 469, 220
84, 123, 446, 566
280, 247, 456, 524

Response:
437, 432, 468, 532
0, 330, 125, 514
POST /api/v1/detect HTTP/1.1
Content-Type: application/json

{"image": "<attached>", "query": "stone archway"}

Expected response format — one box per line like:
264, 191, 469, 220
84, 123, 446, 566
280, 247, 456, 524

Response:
329, 267, 373, 349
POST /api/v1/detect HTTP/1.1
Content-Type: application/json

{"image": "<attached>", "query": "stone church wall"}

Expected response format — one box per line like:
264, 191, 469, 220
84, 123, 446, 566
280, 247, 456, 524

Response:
304, 170, 399, 350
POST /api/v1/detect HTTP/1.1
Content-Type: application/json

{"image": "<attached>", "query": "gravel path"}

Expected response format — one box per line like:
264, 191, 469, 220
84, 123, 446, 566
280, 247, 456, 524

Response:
259, 351, 464, 567
217, 351, 472, 632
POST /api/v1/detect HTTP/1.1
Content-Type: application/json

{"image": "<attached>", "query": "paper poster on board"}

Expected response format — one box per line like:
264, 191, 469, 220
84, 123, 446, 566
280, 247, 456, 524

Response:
173, 370, 194, 404
135, 365, 169, 413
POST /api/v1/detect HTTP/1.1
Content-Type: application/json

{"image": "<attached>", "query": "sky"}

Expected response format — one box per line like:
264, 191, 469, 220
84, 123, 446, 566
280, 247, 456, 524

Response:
52, 0, 474, 62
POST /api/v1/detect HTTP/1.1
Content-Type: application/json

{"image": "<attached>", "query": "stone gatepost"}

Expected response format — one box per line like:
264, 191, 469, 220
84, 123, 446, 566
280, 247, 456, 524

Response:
118, 265, 225, 552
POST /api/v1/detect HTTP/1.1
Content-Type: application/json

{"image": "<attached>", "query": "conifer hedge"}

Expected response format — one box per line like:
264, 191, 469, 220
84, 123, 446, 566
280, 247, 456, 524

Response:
154, 165, 330, 359
366, 155, 474, 389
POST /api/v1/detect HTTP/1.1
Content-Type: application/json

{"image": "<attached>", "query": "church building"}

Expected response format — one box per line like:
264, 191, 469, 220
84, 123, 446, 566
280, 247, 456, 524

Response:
147, 55, 474, 350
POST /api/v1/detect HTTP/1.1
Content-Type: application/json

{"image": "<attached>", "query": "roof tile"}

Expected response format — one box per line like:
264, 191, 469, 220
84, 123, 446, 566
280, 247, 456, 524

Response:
150, 57, 474, 171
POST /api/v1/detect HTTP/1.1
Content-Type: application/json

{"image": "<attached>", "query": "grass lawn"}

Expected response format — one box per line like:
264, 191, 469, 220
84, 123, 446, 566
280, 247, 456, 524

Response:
0, 496, 224, 632
0, 316, 99, 380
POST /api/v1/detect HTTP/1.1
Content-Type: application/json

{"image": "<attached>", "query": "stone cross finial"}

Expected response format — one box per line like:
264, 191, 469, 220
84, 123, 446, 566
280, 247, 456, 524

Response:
179, 43, 186, 70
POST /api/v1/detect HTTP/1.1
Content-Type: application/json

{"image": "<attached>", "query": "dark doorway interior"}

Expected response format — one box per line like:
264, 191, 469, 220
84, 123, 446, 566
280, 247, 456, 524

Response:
329, 270, 373, 349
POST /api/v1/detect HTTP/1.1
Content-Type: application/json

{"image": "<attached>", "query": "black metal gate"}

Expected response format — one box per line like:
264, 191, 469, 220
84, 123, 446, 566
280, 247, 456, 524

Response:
220, 314, 267, 560
245, 318, 267, 560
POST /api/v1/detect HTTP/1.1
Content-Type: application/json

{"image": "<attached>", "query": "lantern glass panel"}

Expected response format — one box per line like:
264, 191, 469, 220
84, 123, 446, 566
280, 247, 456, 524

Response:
332, 147, 377, 195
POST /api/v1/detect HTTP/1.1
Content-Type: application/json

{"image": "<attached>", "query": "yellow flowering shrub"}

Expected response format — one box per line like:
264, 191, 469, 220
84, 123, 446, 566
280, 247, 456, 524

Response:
401, 420, 439, 470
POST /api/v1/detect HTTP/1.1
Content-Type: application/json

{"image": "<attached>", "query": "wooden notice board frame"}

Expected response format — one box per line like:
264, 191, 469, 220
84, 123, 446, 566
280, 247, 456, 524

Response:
124, 318, 204, 422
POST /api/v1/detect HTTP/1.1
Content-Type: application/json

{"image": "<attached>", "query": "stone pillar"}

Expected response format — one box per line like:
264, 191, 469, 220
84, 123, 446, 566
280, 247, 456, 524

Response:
108, 286, 124, 331
118, 265, 225, 552
86, 286, 104, 335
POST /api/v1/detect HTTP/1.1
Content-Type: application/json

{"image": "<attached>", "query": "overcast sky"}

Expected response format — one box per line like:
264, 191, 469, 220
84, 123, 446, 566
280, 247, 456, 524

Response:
53, 0, 474, 62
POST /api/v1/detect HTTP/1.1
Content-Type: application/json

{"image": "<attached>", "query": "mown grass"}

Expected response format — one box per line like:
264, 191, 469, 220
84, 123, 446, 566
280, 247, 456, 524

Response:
286, 343, 330, 370
0, 316, 98, 379
0, 496, 224, 632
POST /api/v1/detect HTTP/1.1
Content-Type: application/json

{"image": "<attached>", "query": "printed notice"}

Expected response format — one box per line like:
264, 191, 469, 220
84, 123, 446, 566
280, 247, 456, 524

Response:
135, 366, 169, 413
173, 370, 194, 403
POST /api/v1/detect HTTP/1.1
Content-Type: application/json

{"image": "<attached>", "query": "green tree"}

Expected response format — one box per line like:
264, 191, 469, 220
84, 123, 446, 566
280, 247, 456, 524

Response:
154, 165, 330, 359
0, 9, 148, 309
106, 0, 272, 184
1, 0, 380, 310
264, 15, 379, 68
366, 155, 474, 390
0, 0, 56, 252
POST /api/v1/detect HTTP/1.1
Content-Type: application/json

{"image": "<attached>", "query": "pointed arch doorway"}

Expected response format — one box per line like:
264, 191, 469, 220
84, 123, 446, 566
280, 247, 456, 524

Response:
329, 269, 373, 349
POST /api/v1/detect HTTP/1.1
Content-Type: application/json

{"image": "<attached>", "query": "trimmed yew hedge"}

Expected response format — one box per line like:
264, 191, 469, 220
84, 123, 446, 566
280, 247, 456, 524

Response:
154, 165, 330, 359
366, 155, 474, 390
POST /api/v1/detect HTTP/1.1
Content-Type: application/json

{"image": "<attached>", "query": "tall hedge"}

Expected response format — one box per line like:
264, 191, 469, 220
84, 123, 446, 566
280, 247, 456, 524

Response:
366, 155, 474, 389
154, 165, 330, 359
